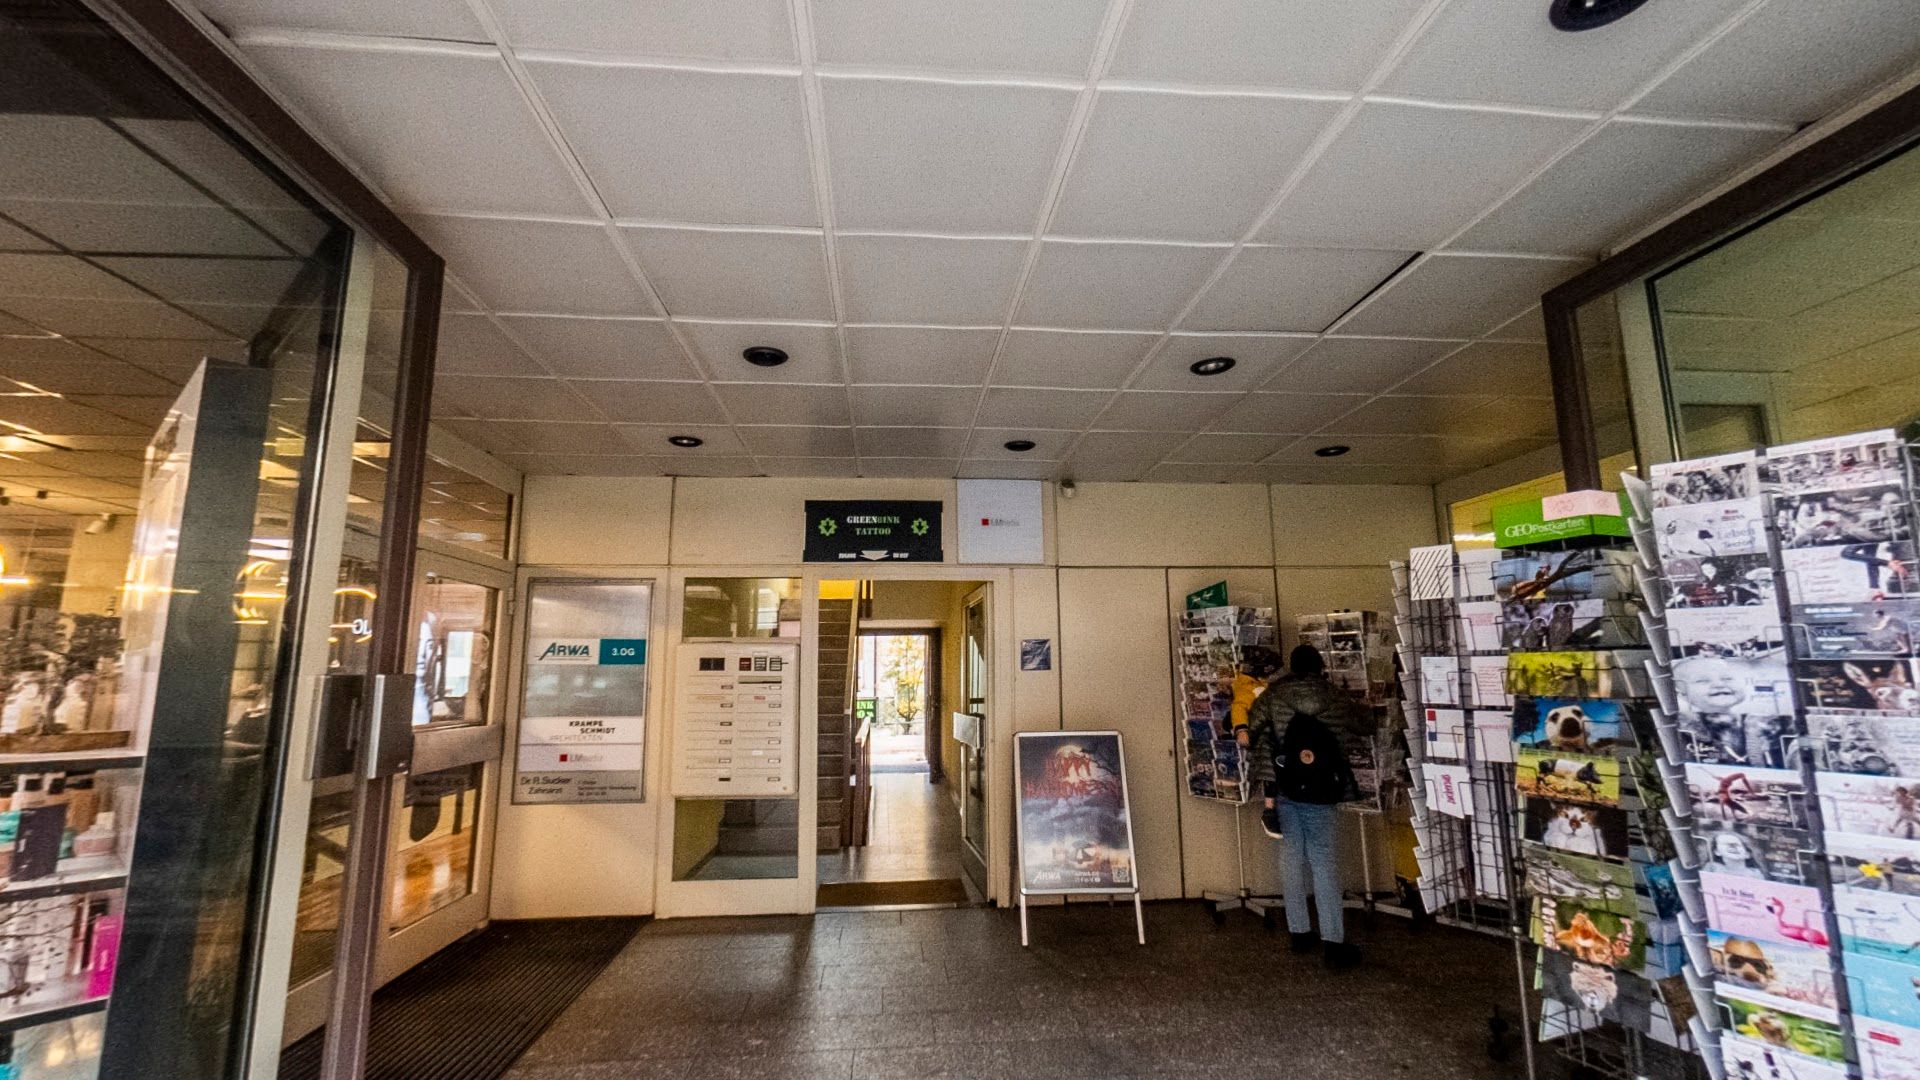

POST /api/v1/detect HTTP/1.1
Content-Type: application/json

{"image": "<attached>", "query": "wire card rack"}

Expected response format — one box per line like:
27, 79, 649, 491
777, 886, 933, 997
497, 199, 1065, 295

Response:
1632, 428, 1920, 1080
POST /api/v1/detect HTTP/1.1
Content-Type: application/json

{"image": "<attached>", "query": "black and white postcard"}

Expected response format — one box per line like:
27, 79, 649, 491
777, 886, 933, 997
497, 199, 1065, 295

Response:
1798, 659, 1920, 716
1764, 429, 1907, 495
1776, 483, 1914, 548
1799, 600, 1920, 659
1809, 711, 1920, 777
1685, 763, 1808, 830
1651, 450, 1760, 508
1697, 818, 1813, 883
1651, 497, 1769, 559
1784, 542, 1918, 605
1662, 552, 1775, 608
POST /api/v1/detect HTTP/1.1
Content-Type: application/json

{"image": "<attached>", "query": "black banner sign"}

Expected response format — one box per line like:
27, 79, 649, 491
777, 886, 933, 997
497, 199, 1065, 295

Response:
804, 500, 943, 563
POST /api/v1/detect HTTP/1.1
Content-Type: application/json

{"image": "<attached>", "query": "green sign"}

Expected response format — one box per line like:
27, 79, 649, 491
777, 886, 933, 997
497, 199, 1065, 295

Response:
1186, 581, 1229, 610
804, 500, 943, 562
1491, 494, 1631, 549
598, 638, 647, 665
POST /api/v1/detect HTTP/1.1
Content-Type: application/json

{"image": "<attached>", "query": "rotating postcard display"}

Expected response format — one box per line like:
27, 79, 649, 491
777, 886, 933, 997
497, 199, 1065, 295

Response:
1633, 429, 1920, 1080
1176, 603, 1276, 802
1296, 610, 1402, 808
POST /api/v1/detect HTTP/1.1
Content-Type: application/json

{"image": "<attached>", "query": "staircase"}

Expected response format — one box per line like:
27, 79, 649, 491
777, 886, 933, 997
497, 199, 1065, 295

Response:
815, 598, 857, 852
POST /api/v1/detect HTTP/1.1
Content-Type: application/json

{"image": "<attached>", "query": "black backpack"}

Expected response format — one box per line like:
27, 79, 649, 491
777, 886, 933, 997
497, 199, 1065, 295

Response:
1276, 712, 1352, 805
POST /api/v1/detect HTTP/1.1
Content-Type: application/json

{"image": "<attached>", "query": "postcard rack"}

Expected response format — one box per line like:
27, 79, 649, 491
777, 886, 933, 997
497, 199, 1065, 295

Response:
1175, 604, 1276, 805
1631, 429, 1920, 1080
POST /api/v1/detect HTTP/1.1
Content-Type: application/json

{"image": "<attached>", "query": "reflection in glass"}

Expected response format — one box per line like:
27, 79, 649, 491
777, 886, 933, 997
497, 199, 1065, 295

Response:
671, 798, 798, 881
289, 790, 353, 989
412, 577, 496, 727
388, 764, 481, 929
418, 457, 513, 561
684, 578, 800, 639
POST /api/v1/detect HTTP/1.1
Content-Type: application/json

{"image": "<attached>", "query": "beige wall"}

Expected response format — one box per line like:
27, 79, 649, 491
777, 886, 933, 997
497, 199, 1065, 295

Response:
494, 476, 1437, 917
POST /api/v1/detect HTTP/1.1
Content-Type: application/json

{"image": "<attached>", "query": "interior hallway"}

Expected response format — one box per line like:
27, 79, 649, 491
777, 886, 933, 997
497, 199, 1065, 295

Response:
505, 906, 1538, 1080
818, 772, 965, 888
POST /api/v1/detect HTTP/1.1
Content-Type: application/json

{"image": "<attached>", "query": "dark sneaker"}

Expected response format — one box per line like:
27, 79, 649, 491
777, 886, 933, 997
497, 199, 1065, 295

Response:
1323, 941, 1361, 970
1260, 806, 1284, 839
1290, 931, 1320, 954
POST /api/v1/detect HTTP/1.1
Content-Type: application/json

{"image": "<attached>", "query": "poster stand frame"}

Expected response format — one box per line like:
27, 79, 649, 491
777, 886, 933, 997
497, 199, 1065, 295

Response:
1013, 730, 1145, 948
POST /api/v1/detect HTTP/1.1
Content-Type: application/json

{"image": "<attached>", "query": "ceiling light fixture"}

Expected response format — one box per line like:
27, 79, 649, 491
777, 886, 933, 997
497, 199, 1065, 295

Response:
667, 435, 704, 449
1313, 445, 1351, 458
1548, 0, 1653, 32
742, 346, 789, 368
1004, 439, 1037, 452
1189, 356, 1236, 377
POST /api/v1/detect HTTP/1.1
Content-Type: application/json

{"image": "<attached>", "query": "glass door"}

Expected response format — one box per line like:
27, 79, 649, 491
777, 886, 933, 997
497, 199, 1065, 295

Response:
958, 586, 989, 896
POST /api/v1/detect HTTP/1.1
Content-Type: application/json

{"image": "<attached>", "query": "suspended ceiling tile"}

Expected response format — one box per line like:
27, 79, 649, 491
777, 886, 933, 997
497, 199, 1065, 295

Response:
1262, 434, 1415, 466
2, 297, 226, 339
494, 0, 793, 61
1015, 241, 1222, 330
735, 426, 857, 458
677, 320, 841, 384
1334, 253, 1586, 339
0, 254, 156, 302
812, 0, 1106, 77
1638, 0, 1920, 125
1258, 460, 1455, 485
958, 458, 1062, 480
0, 116, 216, 206
1204, 391, 1367, 434
72, 337, 245, 383
1391, 341, 1552, 398
1799, 266, 1920, 324
237, 40, 589, 217
1068, 429, 1188, 465
1092, 390, 1240, 432
622, 227, 831, 322
850, 385, 981, 427
0, 216, 53, 253
711, 383, 852, 426
568, 380, 727, 426
1164, 432, 1291, 463
822, 77, 1078, 233
1185, 246, 1412, 333
1, 200, 291, 257
614, 423, 748, 456
1319, 393, 1502, 437
0, 397, 148, 436
966, 428, 1075, 459
855, 426, 970, 458
1050, 91, 1341, 242
412, 215, 645, 316
1142, 461, 1247, 484
525, 61, 814, 226
1381, 0, 1751, 112
1139, 334, 1313, 393
496, 315, 697, 381
95, 255, 306, 307
1457, 118, 1786, 257
859, 457, 959, 479
994, 329, 1156, 390
647, 455, 760, 478
1654, 214, 1920, 318
434, 375, 598, 422
1108, 0, 1428, 91
498, 453, 662, 476
843, 326, 999, 386
836, 235, 1027, 326
1263, 336, 1459, 394
1062, 458, 1152, 482
1487, 305, 1548, 343
0, 338, 170, 393
975, 386, 1109, 429
435, 313, 547, 378
1260, 101, 1589, 250
194, 0, 486, 40
758, 457, 861, 478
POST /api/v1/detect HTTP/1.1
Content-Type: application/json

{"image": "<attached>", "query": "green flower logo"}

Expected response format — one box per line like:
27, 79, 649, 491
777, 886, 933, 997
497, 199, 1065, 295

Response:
910, 518, 930, 536
818, 518, 838, 537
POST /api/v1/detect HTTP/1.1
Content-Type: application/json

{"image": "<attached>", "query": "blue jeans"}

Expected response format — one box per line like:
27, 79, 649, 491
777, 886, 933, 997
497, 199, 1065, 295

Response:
1277, 799, 1344, 943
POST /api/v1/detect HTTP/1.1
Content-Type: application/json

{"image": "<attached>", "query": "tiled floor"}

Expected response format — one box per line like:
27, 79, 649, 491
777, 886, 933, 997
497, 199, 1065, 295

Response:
507, 904, 1542, 1080
817, 771, 964, 886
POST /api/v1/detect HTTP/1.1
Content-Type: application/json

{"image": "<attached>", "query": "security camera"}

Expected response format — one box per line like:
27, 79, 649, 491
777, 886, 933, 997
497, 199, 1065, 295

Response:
1060, 479, 1077, 500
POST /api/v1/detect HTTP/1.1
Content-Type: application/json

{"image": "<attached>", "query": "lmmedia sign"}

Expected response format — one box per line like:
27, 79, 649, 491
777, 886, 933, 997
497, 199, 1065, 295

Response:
1491, 491, 1631, 548
804, 500, 943, 562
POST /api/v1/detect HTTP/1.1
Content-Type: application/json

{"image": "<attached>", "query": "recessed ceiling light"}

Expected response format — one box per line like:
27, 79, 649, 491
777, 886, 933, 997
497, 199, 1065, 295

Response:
1004, 439, 1037, 452
667, 435, 704, 448
1189, 356, 1236, 377
1548, 0, 1652, 32
1313, 445, 1351, 458
742, 346, 788, 368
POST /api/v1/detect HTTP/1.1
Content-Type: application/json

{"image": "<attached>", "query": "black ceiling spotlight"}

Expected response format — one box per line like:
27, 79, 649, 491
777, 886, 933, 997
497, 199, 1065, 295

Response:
1313, 445, 1351, 458
667, 435, 704, 448
1189, 356, 1236, 377
1549, 0, 1653, 32
1004, 439, 1037, 453
742, 346, 789, 368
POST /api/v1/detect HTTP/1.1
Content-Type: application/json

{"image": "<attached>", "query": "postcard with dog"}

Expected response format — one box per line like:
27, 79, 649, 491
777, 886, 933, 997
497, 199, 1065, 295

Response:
1700, 819, 1812, 883
1855, 1014, 1920, 1080
1799, 659, 1920, 716
1835, 883, 1920, 964
1802, 601, 1920, 659
1827, 830, 1920, 896
1724, 1031, 1851, 1080
1727, 996, 1848, 1065
1777, 483, 1915, 549
1709, 929, 1839, 1019
1538, 951, 1652, 1029
1523, 842, 1636, 915
1537, 896, 1647, 970
1685, 763, 1807, 830
1512, 697, 1634, 753
1523, 798, 1630, 860
1661, 551, 1776, 608
1843, 949, 1920, 1029
1516, 748, 1621, 807
1818, 772, 1920, 841
1764, 429, 1906, 496
1652, 496, 1769, 558
1701, 872, 1831, 952
1785, 542, 1920, 606
1651, 450, 1760, 508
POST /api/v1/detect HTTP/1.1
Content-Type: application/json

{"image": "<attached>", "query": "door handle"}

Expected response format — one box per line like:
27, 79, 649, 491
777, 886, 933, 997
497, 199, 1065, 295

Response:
364, 673, 416, 779
308, 672, 416, 780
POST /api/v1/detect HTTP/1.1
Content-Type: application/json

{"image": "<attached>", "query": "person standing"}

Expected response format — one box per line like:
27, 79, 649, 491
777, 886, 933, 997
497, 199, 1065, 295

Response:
1246, 643, 1375, 969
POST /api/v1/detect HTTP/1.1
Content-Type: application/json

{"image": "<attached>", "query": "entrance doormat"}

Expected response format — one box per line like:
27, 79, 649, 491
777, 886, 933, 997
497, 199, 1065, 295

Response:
817, 877, 972, 907
278, 916, 643, 1080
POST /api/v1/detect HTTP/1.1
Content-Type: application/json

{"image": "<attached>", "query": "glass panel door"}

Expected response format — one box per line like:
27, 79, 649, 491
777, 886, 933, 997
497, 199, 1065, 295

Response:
958, 586, 988, 896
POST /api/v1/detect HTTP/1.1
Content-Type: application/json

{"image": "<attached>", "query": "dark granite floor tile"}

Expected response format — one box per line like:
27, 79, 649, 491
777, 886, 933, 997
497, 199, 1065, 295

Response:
654, 1050, 856, 1080
850, 1045, 1002, 1080
933, 1008, 1083, 1044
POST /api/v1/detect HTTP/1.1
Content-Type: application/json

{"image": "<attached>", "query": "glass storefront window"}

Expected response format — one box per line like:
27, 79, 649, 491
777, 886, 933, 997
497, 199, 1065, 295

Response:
417, 456, 513, 561
411, 576, 497, 727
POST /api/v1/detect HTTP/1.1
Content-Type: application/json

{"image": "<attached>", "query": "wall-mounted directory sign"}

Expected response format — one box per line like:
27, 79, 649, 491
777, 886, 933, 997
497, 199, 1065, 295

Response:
804, 500, 943, 562
672, 641, 800, 797
514, 579, 651, 804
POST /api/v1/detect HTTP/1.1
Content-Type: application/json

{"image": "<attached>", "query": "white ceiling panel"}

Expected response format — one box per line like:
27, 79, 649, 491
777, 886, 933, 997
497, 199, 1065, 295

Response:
1261, 102, 1589, 250
1142, 462, 1248, 484
1092, 390, 1239, 432
736, 426, 858, 457
975, 387, 1109, 429
440, 419, 621, 455
760, 457, 860, 477
677, 321, 841, 384
413, 216, 645, 315
822, 77, 1078, 232
1263, 435, 1416, 466
958, 458, 1062, 480
1638, 0, 1920, 125
495, 315, 698, 380
494, 0, 793, 61
861, 457, 962, 478
1336, 254, 1585, 339
1318, 394, 1500, 437
995, 329, 1156, 390
1165, 432, 1291, 463
1458, 118, 1786, 257
525, 62, 814, 226
622, 227, 831, 321
1488, 306, 1548, 343
1382, 0, 1751, 111
1, 201, 288, 257
1264, 336, 1460, 394
500, 453, 661, 476
0, 254, 154, 302
1069, 430, 1189, 464
0, 218, 49, 252
614, 423, 749, 456
1108, 0, 1429, 91
1064, 458, 1152, 482
966, 428, 1075, 459
0, 340, 180, 396
712, 383, 851, 426
0, 117, 216, 206
569, 380, 727, 426
836, 235, 1027, 325
436, 313, 547, 377
812, 0, 1107, 76
1391, 341, 1552, 398
1184, 246, 1413, 332
2, 298, 223, 339
237, 40, 588, 217
1016, 242, 1223, 330
1134, 333, 1314, 392
851, 385, 983, 427
844, 326, 999, 385
647, 455, 760, 478
97, 256, 305, 307
434, 375, 595, 421
1205, 391, 1367, 434
1654, 215, 1920, 318
1051, 91, 1341, 242
856, 427, 970, 458
75, 338, 246, 383
196, 0, 485, 40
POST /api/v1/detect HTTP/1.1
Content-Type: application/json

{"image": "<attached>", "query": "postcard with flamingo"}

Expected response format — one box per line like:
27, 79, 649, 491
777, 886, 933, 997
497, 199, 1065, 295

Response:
1708, 930, 1839, 1020
1700, 872, 1832, 952
1836, 884, 1920, 964
1819, 772, 1920, 841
